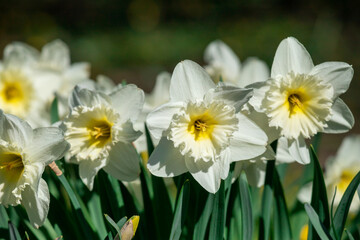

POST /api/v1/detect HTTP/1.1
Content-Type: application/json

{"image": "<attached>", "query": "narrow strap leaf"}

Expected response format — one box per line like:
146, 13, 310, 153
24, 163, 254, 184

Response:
330, 171, 360, 239
304, 204, 332, 240
8, 221, 21, 240
193, 193, 214, 240
239, 174, 253, 240
209, 180, 225, 240
170, 180, 190, 240
259, 160, 275, 240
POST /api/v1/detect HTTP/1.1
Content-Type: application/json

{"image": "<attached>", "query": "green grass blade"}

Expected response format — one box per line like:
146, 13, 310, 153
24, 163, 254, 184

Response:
50, 96, 59, 124
193, 193, 214, 240
309, 145, 330, 240
304, 203, 331, 240
8, 221, 21, 240
330, 171, 360, 239
170, 180, 190, 240
259, 160, 275, 240
209, 180, 225, 240
239, 174, 253, 240
273, 169, 292, 240
58, 174, 95, 239
345, 229, 355, 240
105, 214, 122, 236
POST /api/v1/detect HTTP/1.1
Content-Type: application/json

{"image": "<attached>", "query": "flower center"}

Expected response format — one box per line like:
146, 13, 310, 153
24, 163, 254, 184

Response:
87, 120, 112, 145
0, 152, 24, 183
0, 70, 34, 117
169, 101, 238, 162
263, 72, 333, 139
337, 170, 354, 193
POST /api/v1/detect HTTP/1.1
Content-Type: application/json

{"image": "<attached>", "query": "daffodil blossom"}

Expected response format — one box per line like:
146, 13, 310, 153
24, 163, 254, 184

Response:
0, 110, 69, 227
0, 42, 62, 127
204, 40, 269, 86
64, 84, 144, 190
298, 135, 360, 214
250, 37, 354, 164
146, 60, 269, 193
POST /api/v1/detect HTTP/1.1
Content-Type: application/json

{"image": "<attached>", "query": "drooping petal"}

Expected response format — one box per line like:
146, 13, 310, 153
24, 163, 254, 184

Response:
103, 142, 140, 182
323, 98, 354, 134
185, 154, 226, 194
309, 62, 353, 99
0, 111, 33, 149
277, 137, 310, 164
69, 86, 111, 109
40, 39, 70, 71
79, 159, 107, 190
21, 178, 50, 228
229, 113, 268, 161
244, 160, 267, 187
109, 84, 145, 123
147, 137, 187, 177
204, 85, 253, 112
146, 102, 183, 143
271, 37, 314, 77
239, 57, 270, 87
25, 127, 70, 165
170, 60, 215, 102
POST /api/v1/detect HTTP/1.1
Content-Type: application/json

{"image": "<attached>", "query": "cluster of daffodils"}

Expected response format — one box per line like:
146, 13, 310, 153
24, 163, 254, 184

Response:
0, 35, 355, 230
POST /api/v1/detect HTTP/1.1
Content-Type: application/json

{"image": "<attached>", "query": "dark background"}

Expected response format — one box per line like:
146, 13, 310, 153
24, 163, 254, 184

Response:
1, 0, 359, 162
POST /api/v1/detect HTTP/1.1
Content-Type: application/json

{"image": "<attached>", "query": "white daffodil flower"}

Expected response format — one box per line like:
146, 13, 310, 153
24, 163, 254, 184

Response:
298, 135, 360, 214
0, 42, 62, 127
0, 110, 69, 228
38, 39, 90, 97
64, 84, 144, 190
146, 60, 268, 193
250, 37, 354, 164
204, 40, 269, 86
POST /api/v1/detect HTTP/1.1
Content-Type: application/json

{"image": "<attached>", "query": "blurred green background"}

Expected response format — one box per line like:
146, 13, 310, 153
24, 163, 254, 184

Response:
1, 0, 359, 162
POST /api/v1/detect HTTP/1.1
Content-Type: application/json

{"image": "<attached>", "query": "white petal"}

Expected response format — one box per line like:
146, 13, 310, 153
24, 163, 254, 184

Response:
323, 98, 354, 134
271, 37, 314, 77
185, 154, 227, 194
204, 40, 241, 82
170, 60, 215, 101
117, 121, 142, 143
64, 63, 91, 81
22, 179, 50, 228
25, 127, 70, 165
145, 71, 171, 109
0, 111, 33, 149
40, 39, 70, 71
103, 143, 140, 182
204, 85, 253, 112
147, 137, 187, 177
244, 160, 266, 187
297, 182, 313, 203
247, 81, 270, 112
4, 42, 39, 68
309, 62, 353, 99
277, 137, 310, 164
69, 86, 111, 108
79, 159, 107, 190
230, 113, 268, 161
109, 84, 145, 123
146, 102, 183, 143
96, 75, 115, 94
239, 57, 270, 87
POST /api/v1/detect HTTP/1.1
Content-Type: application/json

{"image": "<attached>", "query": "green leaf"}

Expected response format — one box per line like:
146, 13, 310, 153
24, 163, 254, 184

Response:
209, 181, 225, 240
105, 214, 122, 237
144, 124, 154, 156
8, 221, 21, 240
259, 160, 275, 240
239, 174, 253, 240
170, 180, 190, 240
57, 174, 95, 239
0, 205, 9, 228
330, 171, 360, 239
88, 193, 107, 239
50, 96, 59, 124
117, 217, 128, 229
309, 145, 330, 240
273, 169, 292, 240
345, 229, 355, 240
193, 193, 214, 240
304, 203, 331, 240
